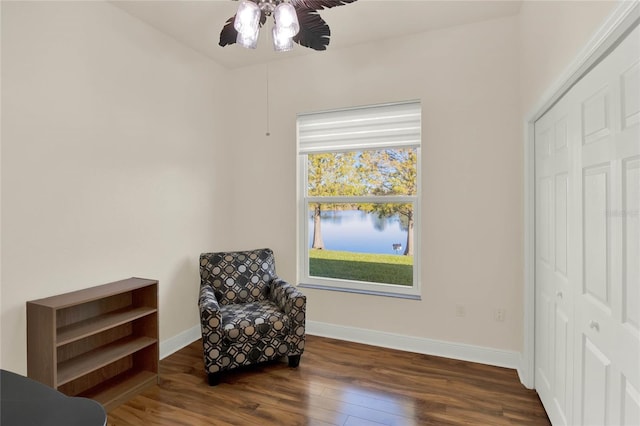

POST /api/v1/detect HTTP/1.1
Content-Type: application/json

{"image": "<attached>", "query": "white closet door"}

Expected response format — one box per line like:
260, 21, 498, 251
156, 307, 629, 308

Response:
572, 25, 640, 426
535, 85, 575, 426
535, 24, 640, 426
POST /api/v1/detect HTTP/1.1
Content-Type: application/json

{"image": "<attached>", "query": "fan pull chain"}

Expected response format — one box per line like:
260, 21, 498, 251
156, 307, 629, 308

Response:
265, 64, 271, 137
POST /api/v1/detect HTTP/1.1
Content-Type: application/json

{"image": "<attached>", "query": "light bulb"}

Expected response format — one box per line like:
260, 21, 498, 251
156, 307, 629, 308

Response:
237, 28, 259, 49
273, 2, 299, 38
234, 1, 261, 37
272, 26, 293, 52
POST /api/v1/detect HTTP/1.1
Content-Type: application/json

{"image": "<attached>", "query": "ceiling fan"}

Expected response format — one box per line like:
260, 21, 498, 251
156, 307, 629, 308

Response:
219, 0, 357, 52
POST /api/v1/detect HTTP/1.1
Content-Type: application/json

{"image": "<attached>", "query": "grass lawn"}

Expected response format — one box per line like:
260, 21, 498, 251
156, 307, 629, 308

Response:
309, 249, 413, 286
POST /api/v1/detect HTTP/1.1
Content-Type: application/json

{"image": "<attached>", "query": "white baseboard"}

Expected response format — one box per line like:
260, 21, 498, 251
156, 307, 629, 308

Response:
516, 353, 533, 389
159, 321, 521, 371
160, 324, 201, 360
307, 320, 520, 370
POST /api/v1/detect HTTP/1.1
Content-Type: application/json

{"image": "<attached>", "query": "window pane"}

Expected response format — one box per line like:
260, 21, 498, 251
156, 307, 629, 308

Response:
308, 202, 414, 286
307, 148, 417, 197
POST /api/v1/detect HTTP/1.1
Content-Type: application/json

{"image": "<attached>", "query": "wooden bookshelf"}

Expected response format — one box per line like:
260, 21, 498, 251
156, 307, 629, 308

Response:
27, 277, 159, 411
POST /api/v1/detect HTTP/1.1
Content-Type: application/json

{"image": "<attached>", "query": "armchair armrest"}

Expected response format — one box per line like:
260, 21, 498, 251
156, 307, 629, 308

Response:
270, 278, 306, 326
198, 284, 223, 348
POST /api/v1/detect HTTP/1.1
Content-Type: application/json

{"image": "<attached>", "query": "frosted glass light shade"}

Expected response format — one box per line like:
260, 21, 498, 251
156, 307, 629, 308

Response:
272, 26, 293, 52
234, 1, 261, 36
273, 2, 299, 38
237, 28, 259, 49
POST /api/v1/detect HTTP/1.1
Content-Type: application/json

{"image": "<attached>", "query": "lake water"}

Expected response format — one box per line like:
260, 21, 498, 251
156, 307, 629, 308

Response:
308, 209, 408, 255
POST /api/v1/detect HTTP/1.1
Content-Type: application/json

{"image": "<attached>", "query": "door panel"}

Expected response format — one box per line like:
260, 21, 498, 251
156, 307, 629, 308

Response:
581, 337, 611, 425
622, 376, 640, 425
540, 175, 553, 266
622, 157, 639, 332
582, 87, 611, 145
621, 62, 639, 129
555, 173, 569, 276
582, 165, 611, 310
554, 308, 569, 421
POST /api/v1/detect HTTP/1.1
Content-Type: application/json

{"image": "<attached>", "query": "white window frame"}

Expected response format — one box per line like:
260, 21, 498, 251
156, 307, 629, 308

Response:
296, 101, 422, 299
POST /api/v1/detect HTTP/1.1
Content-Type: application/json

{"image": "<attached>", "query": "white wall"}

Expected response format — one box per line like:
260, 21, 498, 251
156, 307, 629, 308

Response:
227, 16, 524, 352
0, 1, 231, 373
519, 0, 617, 116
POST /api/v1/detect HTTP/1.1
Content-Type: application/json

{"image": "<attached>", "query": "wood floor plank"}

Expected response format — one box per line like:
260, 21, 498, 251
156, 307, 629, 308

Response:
108, 335, 550, 425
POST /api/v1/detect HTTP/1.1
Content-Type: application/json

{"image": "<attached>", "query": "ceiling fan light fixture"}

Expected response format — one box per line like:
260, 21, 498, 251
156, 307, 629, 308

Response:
219, 0, 358, 52
273, 2, 299, 38
272, 26, 293, 52
234, 1, 261, 37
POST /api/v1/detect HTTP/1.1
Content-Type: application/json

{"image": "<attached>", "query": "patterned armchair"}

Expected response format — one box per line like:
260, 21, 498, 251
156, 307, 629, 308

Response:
198, 248, 306, 385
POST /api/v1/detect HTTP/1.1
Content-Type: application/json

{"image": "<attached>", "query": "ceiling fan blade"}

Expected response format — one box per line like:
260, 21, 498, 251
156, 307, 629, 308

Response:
293, 9, 330, 51
290, 0, 357, 10
219, 12, 268, 47
219, 15, 237, 47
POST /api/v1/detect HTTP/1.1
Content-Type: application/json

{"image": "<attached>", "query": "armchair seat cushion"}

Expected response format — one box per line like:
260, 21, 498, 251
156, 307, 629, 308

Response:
220, 301, 290, 344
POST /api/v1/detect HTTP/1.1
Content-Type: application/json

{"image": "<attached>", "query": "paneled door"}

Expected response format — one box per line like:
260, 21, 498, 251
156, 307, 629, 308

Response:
572, 24, 639, 426
535, 90, 574, 426
535, 24, 639, 426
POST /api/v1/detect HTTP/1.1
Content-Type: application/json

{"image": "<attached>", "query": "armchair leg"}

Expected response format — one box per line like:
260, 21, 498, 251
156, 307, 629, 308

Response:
208, 372, 222, 386
288, 355, 301, 368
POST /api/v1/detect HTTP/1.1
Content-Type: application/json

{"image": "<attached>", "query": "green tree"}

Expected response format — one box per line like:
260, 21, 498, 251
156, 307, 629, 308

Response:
359, 149, 417, 256
307, 152, 361, 249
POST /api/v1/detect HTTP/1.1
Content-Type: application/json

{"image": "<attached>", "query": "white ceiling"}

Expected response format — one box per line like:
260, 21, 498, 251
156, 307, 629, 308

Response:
112, 0, 522, 69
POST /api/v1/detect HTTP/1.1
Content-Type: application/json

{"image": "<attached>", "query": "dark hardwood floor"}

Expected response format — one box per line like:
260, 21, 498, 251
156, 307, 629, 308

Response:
108, 335, 550, 425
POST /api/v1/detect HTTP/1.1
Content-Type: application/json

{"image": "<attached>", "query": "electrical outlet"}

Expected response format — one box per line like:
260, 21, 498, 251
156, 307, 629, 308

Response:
494, 308, 506, 322
455, 305, 466, 317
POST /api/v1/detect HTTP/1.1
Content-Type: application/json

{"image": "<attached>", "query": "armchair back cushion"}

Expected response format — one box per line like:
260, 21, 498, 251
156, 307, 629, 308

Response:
200, 248, 276, 305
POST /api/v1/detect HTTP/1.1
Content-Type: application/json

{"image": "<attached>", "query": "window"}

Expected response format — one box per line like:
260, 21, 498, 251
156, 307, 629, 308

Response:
297, 101, 421, 299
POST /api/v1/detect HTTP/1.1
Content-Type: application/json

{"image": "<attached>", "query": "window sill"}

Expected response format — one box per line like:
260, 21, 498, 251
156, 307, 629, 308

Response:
298, 283, 422, 300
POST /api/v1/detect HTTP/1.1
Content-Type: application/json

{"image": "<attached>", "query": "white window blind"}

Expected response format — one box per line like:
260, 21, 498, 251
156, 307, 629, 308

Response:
297, 100, 421, 154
